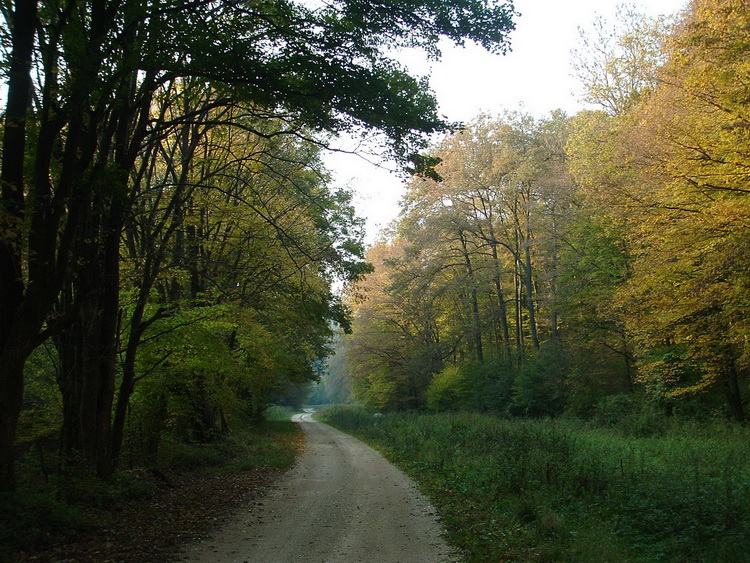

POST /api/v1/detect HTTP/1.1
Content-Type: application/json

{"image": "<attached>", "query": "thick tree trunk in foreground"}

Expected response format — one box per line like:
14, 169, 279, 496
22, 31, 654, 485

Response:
0, 0, 39, 492
57, 201, 122, 479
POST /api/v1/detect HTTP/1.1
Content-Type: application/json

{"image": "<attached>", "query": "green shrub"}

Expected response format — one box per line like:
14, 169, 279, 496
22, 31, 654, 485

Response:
465, 359, 515, 413
157, 436, 227, 470
511, 345, 569, 417
591, 393, 672, 437
0, 492, 79, 561
157, 421, 299, 472
264, 404, 297, 421
427, 364, 469, 411
591, 393, 638, 425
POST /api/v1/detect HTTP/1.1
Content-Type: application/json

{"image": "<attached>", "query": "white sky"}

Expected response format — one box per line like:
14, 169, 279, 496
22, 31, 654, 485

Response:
325, 0, 689, 244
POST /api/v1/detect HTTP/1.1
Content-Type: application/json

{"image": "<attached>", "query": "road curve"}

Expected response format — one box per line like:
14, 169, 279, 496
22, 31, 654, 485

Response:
178, 410, 456, 562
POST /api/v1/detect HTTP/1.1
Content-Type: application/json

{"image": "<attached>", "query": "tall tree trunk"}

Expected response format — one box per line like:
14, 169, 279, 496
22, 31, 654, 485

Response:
523, 241, 540, 349
722, 355, 744, 423
548, 242, 560, 343
513, 253, 524, 362
519, 186, 540, 350
459, 231, 483, 364
0, 356, 25, 492
0, 0, 39, 492
488, 236, 512, 359
94, 202, 123, 478
622, 332, 635, 393
60, 57, 151, 477
111, 297, 170, 471
57, 195, 122, 479
509, 196, 525, 363
111, 302, 147, 472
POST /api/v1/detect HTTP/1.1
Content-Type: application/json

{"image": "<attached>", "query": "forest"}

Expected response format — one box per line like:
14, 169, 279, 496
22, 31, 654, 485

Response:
339, 1, 750, 425
317, 5, 750, 559
2, 0, 750, 559
0, 0, 517, 548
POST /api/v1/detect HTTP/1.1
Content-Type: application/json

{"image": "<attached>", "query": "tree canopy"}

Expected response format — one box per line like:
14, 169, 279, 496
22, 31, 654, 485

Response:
0, 0, 517, 491
340, 0, 750, 424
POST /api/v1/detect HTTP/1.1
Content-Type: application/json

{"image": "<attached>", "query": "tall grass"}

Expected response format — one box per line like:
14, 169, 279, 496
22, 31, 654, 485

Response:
319, 406, 750, 562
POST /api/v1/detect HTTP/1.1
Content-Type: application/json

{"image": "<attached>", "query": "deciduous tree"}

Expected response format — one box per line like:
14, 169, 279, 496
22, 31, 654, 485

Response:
0, 0, 516, 489
613, 0, 750, 420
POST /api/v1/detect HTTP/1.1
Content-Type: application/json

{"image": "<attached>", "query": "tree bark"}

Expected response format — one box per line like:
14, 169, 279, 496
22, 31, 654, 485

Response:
523, 240, 540, 349
0, 0, 38, 492
459, 231, 484, 364
723, 356, 744, 423
488, 236, 512, 359
57, 196, 122, 479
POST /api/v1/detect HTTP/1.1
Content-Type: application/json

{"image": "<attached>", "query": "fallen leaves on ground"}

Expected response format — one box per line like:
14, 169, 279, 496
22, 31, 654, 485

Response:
16, 467, 285, 562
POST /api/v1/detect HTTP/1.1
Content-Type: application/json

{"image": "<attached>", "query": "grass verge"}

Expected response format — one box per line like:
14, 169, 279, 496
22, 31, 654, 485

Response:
318, 405, 750, 562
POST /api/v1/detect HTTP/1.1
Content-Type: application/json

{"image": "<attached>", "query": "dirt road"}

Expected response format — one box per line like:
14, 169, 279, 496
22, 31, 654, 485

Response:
178, 411, 456, 562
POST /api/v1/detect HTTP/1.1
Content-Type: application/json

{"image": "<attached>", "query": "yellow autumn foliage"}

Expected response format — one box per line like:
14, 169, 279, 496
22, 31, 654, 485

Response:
610, 0, 750, 411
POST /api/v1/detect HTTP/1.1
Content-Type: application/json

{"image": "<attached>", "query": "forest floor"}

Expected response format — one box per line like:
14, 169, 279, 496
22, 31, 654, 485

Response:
15, 466, 286, 562
10, 417, 303, 563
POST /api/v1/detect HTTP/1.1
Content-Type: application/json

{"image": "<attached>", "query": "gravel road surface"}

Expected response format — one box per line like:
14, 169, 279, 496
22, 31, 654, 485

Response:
178, 410, 456, 562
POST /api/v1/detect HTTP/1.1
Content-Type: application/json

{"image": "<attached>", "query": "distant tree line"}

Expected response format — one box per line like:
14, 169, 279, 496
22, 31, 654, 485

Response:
343, 0, 750, 422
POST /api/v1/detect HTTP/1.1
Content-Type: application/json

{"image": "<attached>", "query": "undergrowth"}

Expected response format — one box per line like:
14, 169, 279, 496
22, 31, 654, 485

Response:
319, 406, 750, 562
0, 419, 300, 562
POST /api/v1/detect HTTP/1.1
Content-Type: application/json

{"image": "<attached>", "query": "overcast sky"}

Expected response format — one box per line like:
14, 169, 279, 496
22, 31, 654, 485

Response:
325, 0, 689, 244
